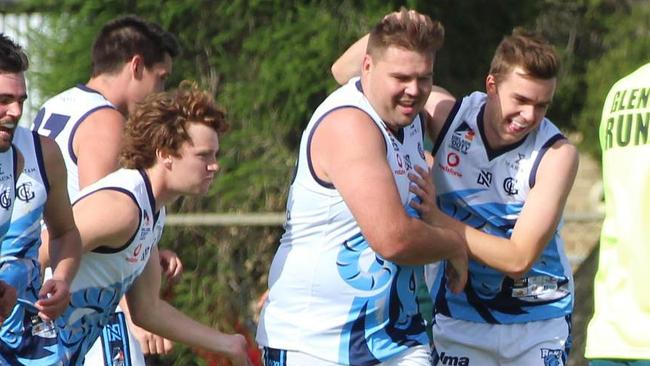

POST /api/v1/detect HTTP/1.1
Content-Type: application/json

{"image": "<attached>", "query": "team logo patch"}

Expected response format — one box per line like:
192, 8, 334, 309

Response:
503, 177, 519, 195
449, 121, 475, 154
0, 188, 11, 210
540, 348, 563, 366
17, 182, 36, 203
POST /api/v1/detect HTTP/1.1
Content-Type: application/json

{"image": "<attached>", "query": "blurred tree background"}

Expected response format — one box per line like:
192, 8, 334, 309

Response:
3, 0, 650, 364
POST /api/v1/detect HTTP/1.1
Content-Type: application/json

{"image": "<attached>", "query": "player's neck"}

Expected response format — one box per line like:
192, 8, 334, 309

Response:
143, 166, 178, 212
86, 74, 129, 115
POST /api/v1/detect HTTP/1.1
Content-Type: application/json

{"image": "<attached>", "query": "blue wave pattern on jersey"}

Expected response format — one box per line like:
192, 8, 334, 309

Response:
435, 190, 571, 324
59, 272, 140, 366
336, 200, 428, 365
1, 209, 44, 259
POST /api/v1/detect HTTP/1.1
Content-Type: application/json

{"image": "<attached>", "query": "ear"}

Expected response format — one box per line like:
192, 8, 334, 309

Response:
485, 74, 498, 95
361, 54, 373, 76
129, 54, 145, 80
156, 149, 173, 168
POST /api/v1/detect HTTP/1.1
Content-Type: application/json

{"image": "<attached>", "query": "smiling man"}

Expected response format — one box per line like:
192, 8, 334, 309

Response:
257, 9, 468, 366
0, 33, 36, 325
420, 30, 578, 366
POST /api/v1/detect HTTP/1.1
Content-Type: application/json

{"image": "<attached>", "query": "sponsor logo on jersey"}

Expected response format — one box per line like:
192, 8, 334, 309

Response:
540, 348, 563, 366
17, 182, 36, 203
417, 142, 425, 159
449, 121, 475, 154
476, 169, 492, 188
447, 152, 460, 167
438, 152, 462, 177
126, 243, 143, 263
439, 352, 470, 366
503, 177, 519, 195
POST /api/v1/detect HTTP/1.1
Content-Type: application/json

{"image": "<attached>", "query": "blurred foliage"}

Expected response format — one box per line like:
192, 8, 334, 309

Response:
6, 0, 650, 364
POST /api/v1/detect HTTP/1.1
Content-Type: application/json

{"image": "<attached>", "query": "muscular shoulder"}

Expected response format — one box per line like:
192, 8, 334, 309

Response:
74, 188, 141, 249
39, 135, 68, 184
318, 107, 382, 140
314, 107, 386, 155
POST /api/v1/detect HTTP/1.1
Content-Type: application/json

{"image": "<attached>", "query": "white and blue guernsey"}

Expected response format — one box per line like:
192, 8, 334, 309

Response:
430, 91, 573, 324
257, 77, 430, 365
58, 169, 165, 366
33, 84, 116, 202
0, 127, 58, 365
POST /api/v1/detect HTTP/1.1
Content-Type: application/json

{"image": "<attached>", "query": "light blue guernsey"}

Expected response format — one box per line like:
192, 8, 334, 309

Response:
0, 143, 17, 239
431, 91, 573, 324
0, 127, 58, 365
257, 77, 429, 365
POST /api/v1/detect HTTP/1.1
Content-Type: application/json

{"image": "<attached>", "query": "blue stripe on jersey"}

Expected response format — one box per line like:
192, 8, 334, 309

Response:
432, 99, 463, 155
2, 209, 45, 259
74, 187, 142, 254
11, 144, 17, 180
305, 105, 368, 189
31, 132, 50, 193
529, 133, 566, 188
437, 190, 523, 234
67, 105, 115, 165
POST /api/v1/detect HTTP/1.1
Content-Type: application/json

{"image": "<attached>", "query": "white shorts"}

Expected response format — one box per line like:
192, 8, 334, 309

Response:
431, 314, 571, 366
263, 345, 432, 366
84, 308, 146, 366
